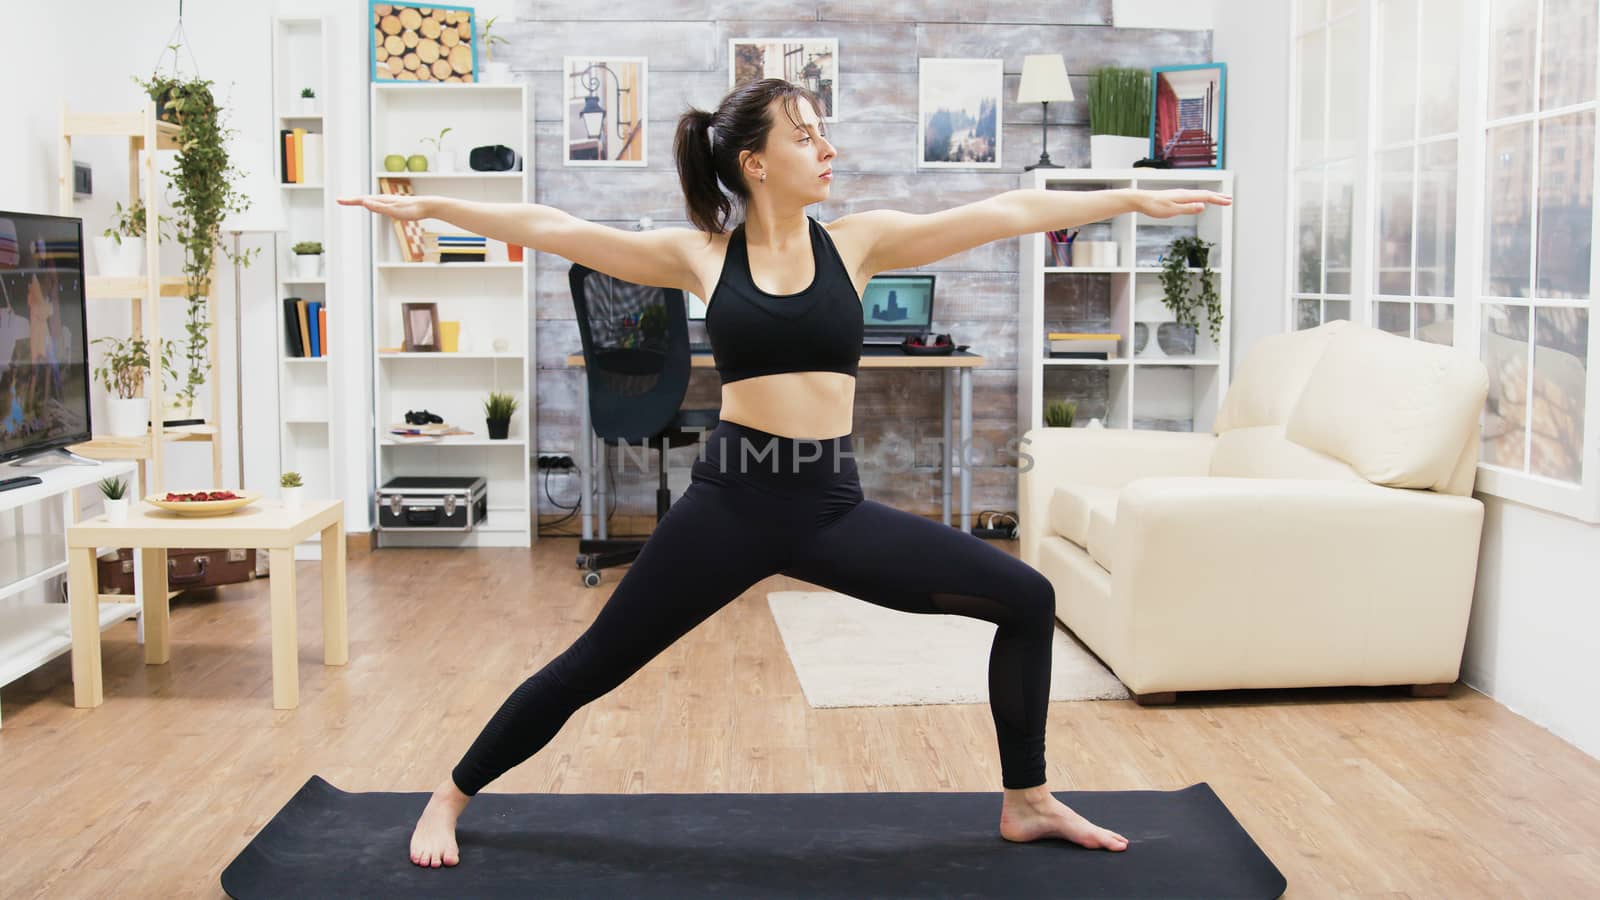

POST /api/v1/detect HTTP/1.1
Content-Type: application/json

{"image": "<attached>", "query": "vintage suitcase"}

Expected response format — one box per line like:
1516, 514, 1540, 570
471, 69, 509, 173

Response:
375, 475, 488, 531
96, 547, 258, 595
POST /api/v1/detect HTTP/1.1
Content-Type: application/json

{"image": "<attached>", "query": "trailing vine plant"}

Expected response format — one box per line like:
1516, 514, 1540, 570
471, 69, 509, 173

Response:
1157, 235, 1223, 344
136, 49, 252, 414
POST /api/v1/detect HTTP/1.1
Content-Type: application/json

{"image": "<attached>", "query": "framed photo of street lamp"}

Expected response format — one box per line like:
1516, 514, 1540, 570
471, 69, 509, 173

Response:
1148, 63, 1226, 169
918, 58, 1002, 169
562, 56, 648, 166
729, 38, 837, 122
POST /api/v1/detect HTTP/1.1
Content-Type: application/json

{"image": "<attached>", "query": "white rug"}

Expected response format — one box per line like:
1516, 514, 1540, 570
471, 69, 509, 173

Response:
766, 591, 1130, 708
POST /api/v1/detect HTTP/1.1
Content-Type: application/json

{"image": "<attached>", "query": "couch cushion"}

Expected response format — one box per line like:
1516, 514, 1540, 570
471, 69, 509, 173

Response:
1049, 484, 1117, 548
1214, 319, 1351, 433
1209, 425, 1368, 482
1086, 501, 1117, 571
1285, 324, 1489, 492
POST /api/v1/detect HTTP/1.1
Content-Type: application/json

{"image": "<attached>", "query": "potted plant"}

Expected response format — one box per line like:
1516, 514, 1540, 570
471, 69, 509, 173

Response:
297, 86, 317, 116
95, 199, 165, 277
1153, 235, 1223, 355
99, 475, 130, 523
136, 60, 252, 422
1087, 66, 1152, 169
280, 471, 304, 511
291, 241, 324, 279
483, 391, 518, 440
479, 16, 511, 83
1044, 399, 1078, 428
422, 126, 456, 172
91, 335, 175, 437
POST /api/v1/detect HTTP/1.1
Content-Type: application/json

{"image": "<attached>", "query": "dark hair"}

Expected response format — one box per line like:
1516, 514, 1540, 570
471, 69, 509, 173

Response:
674, 78, 826, 234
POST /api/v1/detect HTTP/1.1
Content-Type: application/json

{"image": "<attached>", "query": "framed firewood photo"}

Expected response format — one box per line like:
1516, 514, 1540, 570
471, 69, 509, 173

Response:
371, 3, 476, 83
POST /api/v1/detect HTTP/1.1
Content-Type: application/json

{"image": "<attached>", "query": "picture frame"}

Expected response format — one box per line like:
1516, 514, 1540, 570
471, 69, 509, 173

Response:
562, 56, 648, 167
402, 302, 441, 351
1148, 62, 1227, 169
729, 38, 837, 122
917, 58, 1003, 169
371, 3, 477, 83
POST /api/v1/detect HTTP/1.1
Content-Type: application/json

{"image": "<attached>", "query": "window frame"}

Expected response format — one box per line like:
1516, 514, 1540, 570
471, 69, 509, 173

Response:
1286, 0, 1600, 523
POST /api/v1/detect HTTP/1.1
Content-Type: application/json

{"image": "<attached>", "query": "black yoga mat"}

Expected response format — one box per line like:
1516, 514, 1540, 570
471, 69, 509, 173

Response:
221, 775, 1286, 899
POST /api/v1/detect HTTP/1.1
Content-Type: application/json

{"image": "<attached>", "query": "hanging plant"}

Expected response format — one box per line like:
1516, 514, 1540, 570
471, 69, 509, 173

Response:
1157, 235, 1223, 344
135, 60, 252, 415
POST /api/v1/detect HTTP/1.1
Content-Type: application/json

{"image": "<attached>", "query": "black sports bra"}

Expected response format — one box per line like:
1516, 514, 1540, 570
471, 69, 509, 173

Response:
704, 215, 863, 384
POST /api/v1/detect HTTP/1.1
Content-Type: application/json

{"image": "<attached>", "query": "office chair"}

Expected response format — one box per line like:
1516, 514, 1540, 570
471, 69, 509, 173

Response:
569, 262, 719, 587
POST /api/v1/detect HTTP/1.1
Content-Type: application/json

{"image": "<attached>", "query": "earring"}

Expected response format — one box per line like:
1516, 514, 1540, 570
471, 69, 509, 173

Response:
760, 172, 767, 182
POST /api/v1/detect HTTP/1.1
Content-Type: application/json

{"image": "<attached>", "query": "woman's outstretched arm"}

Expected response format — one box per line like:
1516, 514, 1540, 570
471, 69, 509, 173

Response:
830, 187, 1232, 279
337, 194, 704, 292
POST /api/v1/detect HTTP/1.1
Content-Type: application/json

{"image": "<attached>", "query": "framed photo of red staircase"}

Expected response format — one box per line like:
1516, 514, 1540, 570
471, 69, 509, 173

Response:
1149, 63, 1227, 169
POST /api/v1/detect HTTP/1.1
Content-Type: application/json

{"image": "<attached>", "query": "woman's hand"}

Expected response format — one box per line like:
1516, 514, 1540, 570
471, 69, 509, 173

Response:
1133, 188, 1232, 218
337, 194, 434, 221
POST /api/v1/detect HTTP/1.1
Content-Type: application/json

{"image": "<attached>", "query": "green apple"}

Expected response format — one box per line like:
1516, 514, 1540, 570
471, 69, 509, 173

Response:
406, 154, 428, 172
383, 154, 406, 172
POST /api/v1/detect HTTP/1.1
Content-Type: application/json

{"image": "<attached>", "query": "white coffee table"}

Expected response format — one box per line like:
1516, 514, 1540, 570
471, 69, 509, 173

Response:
65, 498, 347, 710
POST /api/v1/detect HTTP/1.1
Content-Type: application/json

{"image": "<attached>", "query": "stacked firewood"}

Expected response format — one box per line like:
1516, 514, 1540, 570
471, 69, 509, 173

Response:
373, 5, 476, 82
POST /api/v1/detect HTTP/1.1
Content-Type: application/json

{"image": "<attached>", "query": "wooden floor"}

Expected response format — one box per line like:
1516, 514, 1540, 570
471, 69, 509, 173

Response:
1, 537, 1597, 898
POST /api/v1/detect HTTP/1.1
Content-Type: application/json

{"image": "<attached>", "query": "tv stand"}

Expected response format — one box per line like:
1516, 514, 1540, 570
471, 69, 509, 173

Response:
9, 447, 101, 469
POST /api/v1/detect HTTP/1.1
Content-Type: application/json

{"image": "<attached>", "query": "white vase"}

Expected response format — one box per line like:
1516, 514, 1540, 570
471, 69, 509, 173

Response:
1090, 134, 1149, 170
105, 396, 148, 437
480, 61, 512, 83
94, 236, 144, 277
437, 149, 459, 172
104, 496, 129, 524
295, 96, 317, 116
282, 485, 303, 512
292, 254, 322, 279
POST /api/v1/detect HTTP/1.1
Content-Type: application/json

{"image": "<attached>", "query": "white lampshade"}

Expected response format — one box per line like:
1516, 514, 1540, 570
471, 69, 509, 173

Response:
1017, 54, 1073, 104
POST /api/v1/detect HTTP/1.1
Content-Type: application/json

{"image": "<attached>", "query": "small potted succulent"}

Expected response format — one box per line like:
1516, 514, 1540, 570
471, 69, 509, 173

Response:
291, 240, 323, 279
483, 391, 518, 440
99, 475, 130, 523
1044, 398, 1078, 428
280, 471, 304, 511
297, 86, 317, 116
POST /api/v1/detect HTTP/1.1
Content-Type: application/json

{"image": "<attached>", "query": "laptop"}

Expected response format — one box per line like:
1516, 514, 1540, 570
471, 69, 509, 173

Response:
686, 273, 937, 352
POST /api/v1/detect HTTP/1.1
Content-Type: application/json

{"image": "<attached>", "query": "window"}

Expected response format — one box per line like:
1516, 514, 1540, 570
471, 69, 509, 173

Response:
1289, 0, 1600, 521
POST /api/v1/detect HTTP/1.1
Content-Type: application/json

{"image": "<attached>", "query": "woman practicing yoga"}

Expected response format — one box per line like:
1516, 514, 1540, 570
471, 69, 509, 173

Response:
341, 78, 1230, 869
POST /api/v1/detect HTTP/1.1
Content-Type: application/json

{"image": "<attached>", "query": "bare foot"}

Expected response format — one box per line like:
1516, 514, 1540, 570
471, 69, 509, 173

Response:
410, 777, 472, 867
999, 786, 1129, 851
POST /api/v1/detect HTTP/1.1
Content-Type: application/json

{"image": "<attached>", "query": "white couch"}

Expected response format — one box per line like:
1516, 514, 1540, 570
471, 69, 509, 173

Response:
1018, 320, 1490, 704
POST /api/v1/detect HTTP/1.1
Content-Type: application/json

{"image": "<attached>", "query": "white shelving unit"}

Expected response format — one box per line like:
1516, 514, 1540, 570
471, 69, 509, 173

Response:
272, 15, 340, 560
0, 460, 140, 729
1019, 168, 1234, 436
369, 82, 532, 548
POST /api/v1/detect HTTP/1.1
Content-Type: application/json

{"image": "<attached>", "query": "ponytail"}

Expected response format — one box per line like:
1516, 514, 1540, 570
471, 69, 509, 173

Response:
674, 107, 731, 234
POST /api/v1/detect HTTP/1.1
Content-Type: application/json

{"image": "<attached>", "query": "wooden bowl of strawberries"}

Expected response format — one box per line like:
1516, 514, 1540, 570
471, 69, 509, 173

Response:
143, 489, 263, 517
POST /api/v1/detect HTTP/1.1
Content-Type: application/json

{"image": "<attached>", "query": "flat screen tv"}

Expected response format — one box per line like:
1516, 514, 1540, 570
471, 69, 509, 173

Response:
0, 211, 93, 463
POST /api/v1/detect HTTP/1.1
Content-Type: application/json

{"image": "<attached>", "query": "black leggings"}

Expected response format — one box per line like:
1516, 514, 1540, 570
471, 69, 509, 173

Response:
451, 419, 1058, 795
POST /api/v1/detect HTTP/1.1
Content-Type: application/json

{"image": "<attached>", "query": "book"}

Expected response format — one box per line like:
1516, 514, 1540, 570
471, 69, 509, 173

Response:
292, 127, 307, 184
318, 306, 327, 357
307, 300, 323, 357
282, 297, 304, 356
301, 132, 323, 185
296, 299, 311, 357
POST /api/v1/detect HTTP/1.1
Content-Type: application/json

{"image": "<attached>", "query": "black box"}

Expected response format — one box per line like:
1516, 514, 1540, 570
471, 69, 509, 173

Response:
376, 476, 488, 531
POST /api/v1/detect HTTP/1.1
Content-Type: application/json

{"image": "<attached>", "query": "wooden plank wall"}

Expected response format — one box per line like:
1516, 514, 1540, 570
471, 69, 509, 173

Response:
506, 1, 1211, 520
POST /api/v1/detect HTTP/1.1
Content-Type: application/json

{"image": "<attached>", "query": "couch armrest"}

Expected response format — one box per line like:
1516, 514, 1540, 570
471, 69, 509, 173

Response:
1108, 477, 1485, 691
1017, 428, 1216, 567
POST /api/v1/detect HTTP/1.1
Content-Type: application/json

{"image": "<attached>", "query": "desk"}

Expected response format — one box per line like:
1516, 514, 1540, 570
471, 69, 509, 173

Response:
65, 499, 347, 711
564, 348, 985, 535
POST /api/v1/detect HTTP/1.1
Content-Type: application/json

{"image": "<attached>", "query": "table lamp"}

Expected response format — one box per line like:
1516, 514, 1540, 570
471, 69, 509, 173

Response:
1018, 54, 1073, 171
